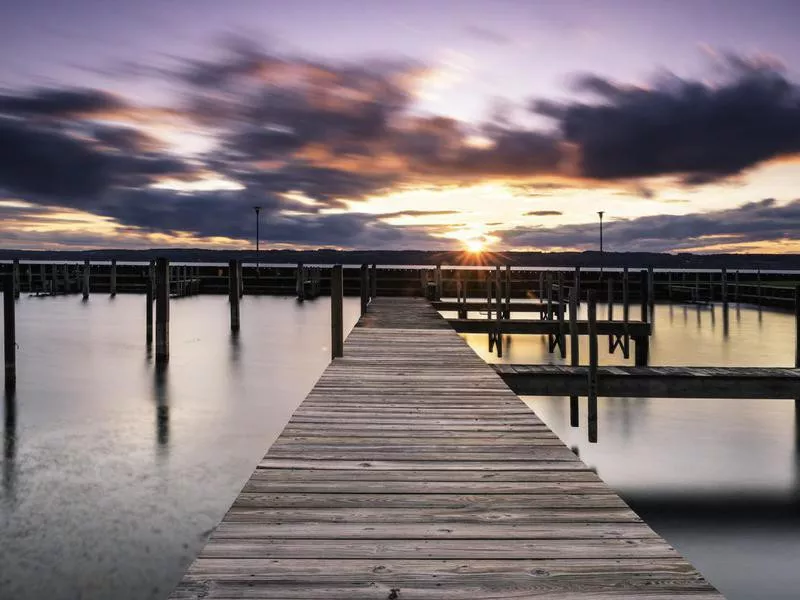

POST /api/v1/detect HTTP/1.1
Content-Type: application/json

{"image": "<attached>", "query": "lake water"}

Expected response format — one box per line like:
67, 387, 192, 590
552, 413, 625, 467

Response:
1, 295, 798, 599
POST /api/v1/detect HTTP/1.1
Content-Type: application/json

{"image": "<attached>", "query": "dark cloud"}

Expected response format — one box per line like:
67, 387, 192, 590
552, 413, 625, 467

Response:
532, 58, 800, 182
503, 198, 800, 252
0, 88, 127, 118
525, 210, 563, 216
376, 210, 460, 219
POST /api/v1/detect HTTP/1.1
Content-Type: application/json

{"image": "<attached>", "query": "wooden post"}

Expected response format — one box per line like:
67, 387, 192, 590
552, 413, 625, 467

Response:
735, 270, 740, 303
667, 271, 672, 302
360, 264, 369, 315
640, 269, 649, 323
296, 263, 305, 301
695, 271, 700, 302
25, 264, 32, 293
494, 265, 503, 357
370, 264, 377, 299
622, 269, 630, 359
331, 265, 344, 358
238, 262, 244, 298
3, 270, 15, 390
607, 277, 615, 353
795, 285, 800, 369
568, 287, 579, 427
12, 259, 19, 299
573, 267, 581, 304
39, 264, 46, 294
435, 264, 442, 301
635, 269, 650, 366
757, 268, 762, 306
721, 268, 728, 308
110, 259, 117, 296
538, 272, 544, 301
486, 270, 493, 319
82, 259, 90, 299
556, 283, 566, 359
587, 289, 598, 443
647, 266, 654, 309
146, 264, 154, 348
155, 258, 169, 365
229, 260, 240, 332
504, 265, 511, 318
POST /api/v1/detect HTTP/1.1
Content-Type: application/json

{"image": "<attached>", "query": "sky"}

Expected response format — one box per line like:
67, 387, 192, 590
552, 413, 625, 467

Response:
1, 0, 800, 253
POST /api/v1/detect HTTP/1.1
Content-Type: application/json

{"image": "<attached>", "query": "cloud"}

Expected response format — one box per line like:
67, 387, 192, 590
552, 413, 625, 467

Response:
524, 210, 563, 216
0, 88, 127, 118
464, 26, 511, 45
503, 198, 800, 252
532, 57, 800, 183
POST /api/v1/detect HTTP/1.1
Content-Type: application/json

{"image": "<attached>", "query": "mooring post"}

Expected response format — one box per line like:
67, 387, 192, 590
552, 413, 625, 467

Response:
110, 259, 117, 296
694, 271, 700, 302
486, 270, 493, 319
238, 262, 244, 298
573, 267, 581, 304
607, 277, 615, 353
82, 259, 90, 299
155, 258, 170, 365
370, 264, 377, 300
49, 264, 56, 295
667, 271, 672, 302
647, 266, 654, 309
635, 269, 650, 366
25, 264, 32, 293
229, 260, 240, 332
435, 264, 442, 301
494, 265, 503, 357
735, 270, 740, 303
568, 287, 579, 427
556, 283, 566, 359
12, 260, 20, 299
3, 269, 15, 390
504, 265, 511, 318
757, 268, 762, 306
146, 263, 154, 348
587, 289, 598, 443
640, 269, 649, 323
38, 264, 45, 294
721, 267, 728, 308
331, 265, 344, 358
795, 285, 800, 369
538, 271, 544, 301
360, 264, 369, 315
296, 263, 305, 302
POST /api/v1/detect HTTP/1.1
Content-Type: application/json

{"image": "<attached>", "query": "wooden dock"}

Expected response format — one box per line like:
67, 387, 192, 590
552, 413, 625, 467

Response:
169, 297, 721, 599
494, 365, 800, 399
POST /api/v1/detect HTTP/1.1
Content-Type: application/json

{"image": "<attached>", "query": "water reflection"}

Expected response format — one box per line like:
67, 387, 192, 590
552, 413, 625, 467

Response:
153, 365, 169, 454
3, 388, 15, 499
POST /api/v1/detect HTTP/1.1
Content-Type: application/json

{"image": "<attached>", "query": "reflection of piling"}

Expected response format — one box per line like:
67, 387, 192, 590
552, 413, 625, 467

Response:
587, 290, 598, 443
3, 270, 15, 390
3, 387, 16, 495
568, 287, 579, 428
331, 265, 344, 359
155, 258, 170, 365
229, 259, 240, 333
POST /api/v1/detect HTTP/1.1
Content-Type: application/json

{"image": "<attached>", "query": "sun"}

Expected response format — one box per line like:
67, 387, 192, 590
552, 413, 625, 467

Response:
465, 238, 485, 253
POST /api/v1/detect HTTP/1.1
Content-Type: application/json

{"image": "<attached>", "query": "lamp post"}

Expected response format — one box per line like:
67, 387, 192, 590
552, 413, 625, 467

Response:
253, 206, 262, 275
598, 211, 604, 277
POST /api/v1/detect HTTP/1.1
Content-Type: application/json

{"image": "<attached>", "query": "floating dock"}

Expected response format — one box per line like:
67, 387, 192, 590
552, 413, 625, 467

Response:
168, 297, 721, 599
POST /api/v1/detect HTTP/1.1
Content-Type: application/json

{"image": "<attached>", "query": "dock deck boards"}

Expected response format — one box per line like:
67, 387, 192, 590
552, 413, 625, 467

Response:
169, 297, 722, 599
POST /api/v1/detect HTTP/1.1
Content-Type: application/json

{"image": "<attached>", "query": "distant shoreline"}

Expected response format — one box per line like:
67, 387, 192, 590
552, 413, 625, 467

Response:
0, 248, 798, 269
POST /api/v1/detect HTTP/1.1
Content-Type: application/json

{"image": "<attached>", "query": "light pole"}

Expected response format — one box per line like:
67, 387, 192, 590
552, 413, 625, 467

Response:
253, 206, 262, 274
598, 211, 604, 277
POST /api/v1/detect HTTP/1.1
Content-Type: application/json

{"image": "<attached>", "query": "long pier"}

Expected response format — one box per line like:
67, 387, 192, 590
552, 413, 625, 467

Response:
168, 297, 721, 599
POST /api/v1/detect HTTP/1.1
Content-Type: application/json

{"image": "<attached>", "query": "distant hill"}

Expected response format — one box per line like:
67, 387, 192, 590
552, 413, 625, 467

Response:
0, 248, 798, 269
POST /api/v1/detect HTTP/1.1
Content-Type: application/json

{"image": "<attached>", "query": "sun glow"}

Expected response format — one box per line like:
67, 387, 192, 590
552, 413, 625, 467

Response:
465, 238, 485, 253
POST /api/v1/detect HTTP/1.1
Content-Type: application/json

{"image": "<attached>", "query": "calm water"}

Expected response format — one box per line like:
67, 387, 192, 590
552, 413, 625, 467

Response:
1, 296, 798, 599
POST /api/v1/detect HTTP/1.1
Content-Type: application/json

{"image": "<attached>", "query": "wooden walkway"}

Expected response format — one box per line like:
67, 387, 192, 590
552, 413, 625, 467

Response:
169, 297, 721, 599
495, 364, 800, 399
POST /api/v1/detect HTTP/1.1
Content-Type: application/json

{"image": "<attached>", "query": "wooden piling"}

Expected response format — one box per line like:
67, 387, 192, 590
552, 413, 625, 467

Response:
647, 266, 654, 309
3, 270, 15, 390
12, 259, 19, 299
82, 260, 90, 299
556, 283, 566, 359
721, 268, 728, 308
331, 265, 344, 359
538, 271, 544, 301
635, 269, 650, 366
587, 289, 598, 443
494, 265, 503, 357
146, 265, 154, 348
370, 264, 377, 299
486, 270, 493, 319
735, 270, 740, 303
574, 266, 581, 304
39, 264, 46, 294
435, 264, 442, 301
607, 277, 615, 353
297, 263, 305, 302
504, 265, 511, 318
25, 264, 32, 293
795, 285, 800, 368
360, 264, 369, 315
568, 287, 579, 427
640, 269, 649, 323
229, 260, 240, 332
155, 258, 169, 365
238, 262, 244, 298
757, 268, 762, 306
667, 271, 672, 302
110, 259, 117, 296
